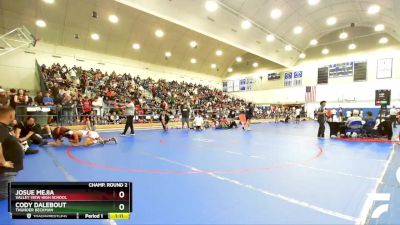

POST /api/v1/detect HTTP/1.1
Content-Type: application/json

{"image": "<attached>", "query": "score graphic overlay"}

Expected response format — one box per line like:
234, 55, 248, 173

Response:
8, 182, 132, 220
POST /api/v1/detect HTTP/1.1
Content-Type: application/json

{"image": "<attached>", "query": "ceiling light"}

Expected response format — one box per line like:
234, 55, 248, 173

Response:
266, 34, 275, 42
241, 20, 252, 29
284, 45, 292, 51
205, 0, 218, 12
190, 41, 197, 48
35, 19, 46, 28
132, 43, 140, 50
367, 4, 380, 15
339, 32, 348, 39
155, 29, 164, 37
322, 48, 329, 55
348, 43, 357, 50
310, 39, 318, 46
326, 17, 337, 26
270, 8, 282, 19
374, 24, 385, 31
165, 51, 172, 57
299, 53, 306, 59
90, 33, 99, 40
42, 0, 54, 4
227, 67, 233, 72
236, 56, 242, 62
108, 15, 118, 23
379, 37, 388, 44
190, 58, 197, 64
293, 26, 303, 34
211, 63, 217, 69
215, 50, 223, 56
307, 0, 320, 6
252, 62, 259, 68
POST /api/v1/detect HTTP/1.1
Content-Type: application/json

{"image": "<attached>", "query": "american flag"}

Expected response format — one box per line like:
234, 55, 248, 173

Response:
305, 86, 316, 103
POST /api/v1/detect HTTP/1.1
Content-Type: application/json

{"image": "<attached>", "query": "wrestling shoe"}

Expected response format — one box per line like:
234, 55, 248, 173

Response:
25, 149, 39, 155
111, 137, 118, 144
39, 140, 48, 146
120, 133, 126, 136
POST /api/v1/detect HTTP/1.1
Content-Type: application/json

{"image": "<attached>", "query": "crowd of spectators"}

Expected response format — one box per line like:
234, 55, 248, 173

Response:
1, 63, 308, 131
37, 63, 257, 126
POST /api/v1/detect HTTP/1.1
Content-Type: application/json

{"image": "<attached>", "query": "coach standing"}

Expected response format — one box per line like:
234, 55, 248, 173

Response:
121, 98, 135, 136
316, 101, 327, 138
0, 107, 23, 200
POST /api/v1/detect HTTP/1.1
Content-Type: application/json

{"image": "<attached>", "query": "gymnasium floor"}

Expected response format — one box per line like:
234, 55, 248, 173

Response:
0, 121, 398, 225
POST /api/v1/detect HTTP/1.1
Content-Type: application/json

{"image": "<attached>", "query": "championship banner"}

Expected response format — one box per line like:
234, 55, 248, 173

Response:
246, 79, 254, 91
284, 72, 293, 87
293, 71, 303, 86
227, 80, 234, 92
239, 79, 247, 91
222, 81, 228, 92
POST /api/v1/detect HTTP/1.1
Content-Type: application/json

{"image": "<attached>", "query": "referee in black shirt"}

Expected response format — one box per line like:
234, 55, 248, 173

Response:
244, 103, 254, 131
181, 103, 191, 129
316, 101, 327, 138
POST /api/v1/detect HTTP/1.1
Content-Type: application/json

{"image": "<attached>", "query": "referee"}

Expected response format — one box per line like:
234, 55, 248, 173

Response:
316, 101, 327, 138
121, 98, 135, 136
244, 103, 254, 131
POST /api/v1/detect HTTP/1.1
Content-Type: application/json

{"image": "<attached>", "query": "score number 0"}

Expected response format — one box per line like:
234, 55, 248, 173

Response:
118, 191, 126, 211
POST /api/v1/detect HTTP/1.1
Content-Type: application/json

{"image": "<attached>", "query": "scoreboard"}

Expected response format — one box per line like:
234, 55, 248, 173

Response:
8, 182, 132, 220
267, 73, 280, 80
328, 62, 354, 77
375, 89, 391, 106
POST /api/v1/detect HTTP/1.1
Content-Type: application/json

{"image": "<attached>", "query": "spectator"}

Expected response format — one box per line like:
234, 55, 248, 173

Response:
8, 89, 16, 109
345, 110, 352, 120
389, 105, 398, 128
345, 110, 363, 129
295, 107, 301, 123
42, 92, 54, 106
109, 111, 120, 124
14, 89, 29, 120
34, 91, 43, 106
193, 113, 204, 130
25, 90, 33, 105
14, 116, 50, 146
14, 89, 28, 106
392, 113, 400, 141
81, 96, 92, 119
228, 108, 236, 119
364, 111, 375, 123
0, 88, 8, 106
338, 107, 344, 122
0, 107, 23, 200
62, 95, 75, 125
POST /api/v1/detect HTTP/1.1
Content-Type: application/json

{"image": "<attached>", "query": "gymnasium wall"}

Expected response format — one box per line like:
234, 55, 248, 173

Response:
0, 42, 223, 91
0, 51, 40, 92
227, 45, 400, 111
